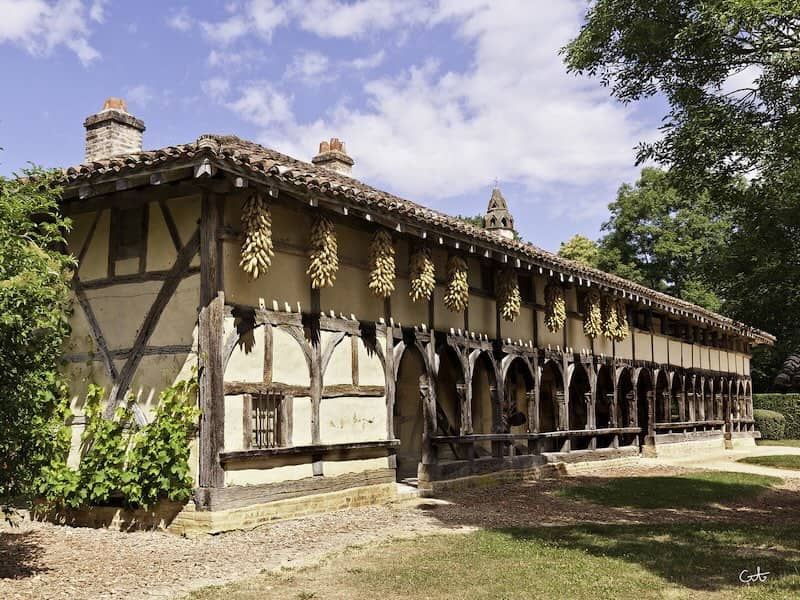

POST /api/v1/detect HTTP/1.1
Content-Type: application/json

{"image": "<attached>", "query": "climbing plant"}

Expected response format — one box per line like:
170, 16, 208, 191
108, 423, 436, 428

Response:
38, 376, 199, 510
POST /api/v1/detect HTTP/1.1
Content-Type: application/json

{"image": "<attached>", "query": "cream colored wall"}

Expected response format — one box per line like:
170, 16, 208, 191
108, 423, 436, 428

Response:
653, 335, 669, 364
634, 331, 652, 362
319, 397, 387, 443
616, 333, 634, 360
64, 195, 202, 482
76, 210, 109, 281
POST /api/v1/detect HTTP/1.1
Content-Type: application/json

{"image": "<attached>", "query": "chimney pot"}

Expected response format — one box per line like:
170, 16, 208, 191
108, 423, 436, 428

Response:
83, 97, 145, 163
311, 137, 354, 177
102, 97, 128, 112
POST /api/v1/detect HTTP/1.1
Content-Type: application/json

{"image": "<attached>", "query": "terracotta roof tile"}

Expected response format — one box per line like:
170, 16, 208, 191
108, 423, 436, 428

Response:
58, 134, 774, 345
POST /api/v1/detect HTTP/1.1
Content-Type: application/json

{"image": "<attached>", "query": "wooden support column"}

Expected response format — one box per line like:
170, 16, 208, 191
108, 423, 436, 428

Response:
198, 187, 225, 489
310, 288, 323, 445
456, 382, 469, 435
383, 298, 396, 456
421, 339, 438, 466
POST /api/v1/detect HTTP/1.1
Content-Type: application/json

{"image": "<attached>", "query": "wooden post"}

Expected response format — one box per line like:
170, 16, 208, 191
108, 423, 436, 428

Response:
198, 189, 225, 489
384, 298, 396, 442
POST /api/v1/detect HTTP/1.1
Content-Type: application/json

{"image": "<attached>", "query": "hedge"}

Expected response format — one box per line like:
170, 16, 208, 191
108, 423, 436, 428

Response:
753, 394, 800, 439
753, 409, 786, 440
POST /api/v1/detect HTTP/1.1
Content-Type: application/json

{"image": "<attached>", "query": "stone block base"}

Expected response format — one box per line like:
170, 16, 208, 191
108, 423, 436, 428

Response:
649, 434, 726, 458
170, 482, 398, 536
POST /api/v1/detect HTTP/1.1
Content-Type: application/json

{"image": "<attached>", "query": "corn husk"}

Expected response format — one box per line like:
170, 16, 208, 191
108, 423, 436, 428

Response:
498, 267, 521, 322
583, 289, 602, 338
443, 255, 469, 312
409, 248, 435, 303
544, 283, 566, 332
368, 229, 395, 298
239, 194, 274, 279
307, 215, 338, 288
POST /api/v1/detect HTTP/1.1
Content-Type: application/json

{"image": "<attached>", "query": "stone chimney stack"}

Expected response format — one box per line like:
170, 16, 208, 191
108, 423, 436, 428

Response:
83, 98, 145, 163
311, 137, 354, 177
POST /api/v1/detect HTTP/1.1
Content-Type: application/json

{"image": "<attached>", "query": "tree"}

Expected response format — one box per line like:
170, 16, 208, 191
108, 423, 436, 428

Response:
0, 168, 74, 502
564, 1, 800, 389
596, 167, 729, 311
558, 234, 600, 267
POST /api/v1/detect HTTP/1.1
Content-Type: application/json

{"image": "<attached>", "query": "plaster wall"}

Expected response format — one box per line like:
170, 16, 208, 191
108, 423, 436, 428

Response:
653, 335, 669, 364
319, 396, 387, 443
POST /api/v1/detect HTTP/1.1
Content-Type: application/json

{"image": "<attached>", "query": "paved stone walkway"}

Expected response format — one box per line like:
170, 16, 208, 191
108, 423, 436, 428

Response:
657, 442, 800, 479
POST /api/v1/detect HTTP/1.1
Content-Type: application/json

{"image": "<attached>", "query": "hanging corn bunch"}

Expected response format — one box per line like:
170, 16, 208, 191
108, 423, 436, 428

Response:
601, 295, 618, 340
443, 255, 469, 312
583, 289, 602, 338
544, 283, 566, 332
239, 194, 274, 279
614, 297, 629, 341
307, 215, 338, 288
409, 247, 435, 303
498, 267, 521, 322
601, 295, 628, 341
368, 229, 395, 298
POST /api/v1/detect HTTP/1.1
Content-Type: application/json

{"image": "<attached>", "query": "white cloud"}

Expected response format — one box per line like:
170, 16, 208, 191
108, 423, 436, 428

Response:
288, 0, 431, 38
125, 84, 155, 108
285, 51, 332, 85
88, 0, 106, 22
166, 7, 192, 32
0, 0, 103, 65
226, 82, 294, 127
199, 0, 653, 218
349, 50, 384, 71
231, 1, 647, 204
202, 77, 231, 103
201, 0, 287, 44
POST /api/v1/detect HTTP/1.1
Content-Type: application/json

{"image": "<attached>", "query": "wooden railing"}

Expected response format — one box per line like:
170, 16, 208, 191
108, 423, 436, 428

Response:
430, 427, 641, 457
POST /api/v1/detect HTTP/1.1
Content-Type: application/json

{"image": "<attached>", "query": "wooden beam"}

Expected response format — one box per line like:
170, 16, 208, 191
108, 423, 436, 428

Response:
73, 281, 119, 383
105, 228, 201, 418
159, 199, 183, 251
198, 188, 226, 489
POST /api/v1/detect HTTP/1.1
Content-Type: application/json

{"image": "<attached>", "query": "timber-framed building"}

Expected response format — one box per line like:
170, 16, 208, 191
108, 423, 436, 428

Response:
58, 99, 773, 532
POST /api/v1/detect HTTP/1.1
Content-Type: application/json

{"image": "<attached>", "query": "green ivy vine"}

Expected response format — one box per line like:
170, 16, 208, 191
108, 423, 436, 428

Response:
38, 376, 199, 510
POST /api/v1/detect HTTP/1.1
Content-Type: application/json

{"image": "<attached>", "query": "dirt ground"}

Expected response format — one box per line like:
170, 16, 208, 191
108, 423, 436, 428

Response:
3, 458, 800, 600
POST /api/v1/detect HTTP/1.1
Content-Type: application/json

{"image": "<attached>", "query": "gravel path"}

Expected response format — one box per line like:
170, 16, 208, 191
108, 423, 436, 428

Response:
3, 452, 799, 600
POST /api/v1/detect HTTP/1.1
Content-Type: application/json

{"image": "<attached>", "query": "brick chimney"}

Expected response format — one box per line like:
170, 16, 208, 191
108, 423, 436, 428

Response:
311, 138, 354, 176
83, 98, 145, 162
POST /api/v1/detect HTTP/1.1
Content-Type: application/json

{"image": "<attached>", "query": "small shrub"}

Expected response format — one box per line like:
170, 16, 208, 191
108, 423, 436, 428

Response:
754, 408, 786, 440
753, 394, 800, 438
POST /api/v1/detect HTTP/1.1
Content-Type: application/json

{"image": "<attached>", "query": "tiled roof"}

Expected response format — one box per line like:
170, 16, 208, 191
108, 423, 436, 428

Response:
60, 134, 775, 345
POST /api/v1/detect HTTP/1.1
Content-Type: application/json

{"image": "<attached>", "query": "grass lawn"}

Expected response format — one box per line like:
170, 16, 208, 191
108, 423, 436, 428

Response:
188, 524, 800, 600
757, 439, 800, 448
186, 470, 795, 600
739, 455, 800, 470
554, 471, 782, 509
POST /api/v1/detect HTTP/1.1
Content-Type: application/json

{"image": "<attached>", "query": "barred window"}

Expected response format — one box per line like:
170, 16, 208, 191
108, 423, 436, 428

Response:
247, 392, 284, 449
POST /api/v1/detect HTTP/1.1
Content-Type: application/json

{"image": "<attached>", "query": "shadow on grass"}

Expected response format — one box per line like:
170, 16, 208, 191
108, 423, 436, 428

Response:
501, 522, 800, 593
0, 531, 47, 579
554, 471, 782, 509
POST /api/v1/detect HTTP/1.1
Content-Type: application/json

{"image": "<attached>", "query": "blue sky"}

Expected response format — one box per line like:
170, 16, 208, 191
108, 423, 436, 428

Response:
0, 0, 667, 252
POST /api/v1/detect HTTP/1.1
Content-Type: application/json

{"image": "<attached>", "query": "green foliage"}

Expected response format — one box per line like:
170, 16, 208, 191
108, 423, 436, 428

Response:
555, 471, 780, 509
557, 234, 600, 267
39, 377, 199, 510
739, 454, 800, 470
0, 168, 74, 502
754, 394, 800, 439
457, 214, 484, 229
122, 377, 199, 508
564, 2, 800, 387
595, 167, 728, 311
753, 408, 787, 441
457, 213, 522, 241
